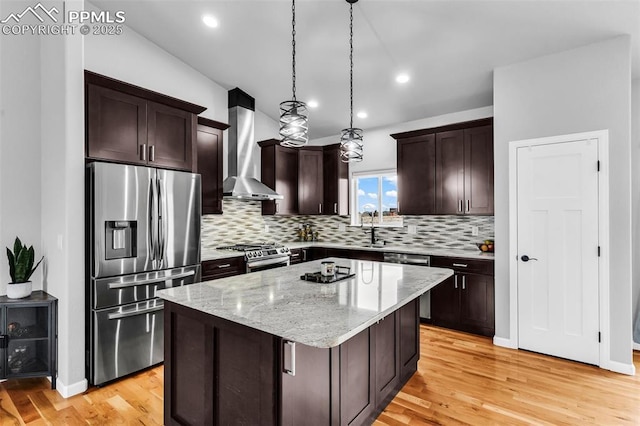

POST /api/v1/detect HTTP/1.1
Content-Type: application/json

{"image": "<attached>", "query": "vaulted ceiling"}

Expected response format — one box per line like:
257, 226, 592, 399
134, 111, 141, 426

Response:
90, 0, 640, 139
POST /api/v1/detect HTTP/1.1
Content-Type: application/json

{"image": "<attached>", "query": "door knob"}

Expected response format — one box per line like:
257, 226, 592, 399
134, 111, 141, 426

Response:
521, 255, 538, 262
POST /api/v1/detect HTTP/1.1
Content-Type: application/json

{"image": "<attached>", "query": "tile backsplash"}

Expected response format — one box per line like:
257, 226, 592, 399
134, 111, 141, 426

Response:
201, 200, 494, 251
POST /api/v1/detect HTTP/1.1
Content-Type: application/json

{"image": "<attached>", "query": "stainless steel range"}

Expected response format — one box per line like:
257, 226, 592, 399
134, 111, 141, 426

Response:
218, 243, 291, 273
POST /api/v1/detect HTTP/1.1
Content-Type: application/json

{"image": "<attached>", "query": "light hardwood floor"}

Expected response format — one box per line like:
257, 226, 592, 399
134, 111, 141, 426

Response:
1, 325, 638, 425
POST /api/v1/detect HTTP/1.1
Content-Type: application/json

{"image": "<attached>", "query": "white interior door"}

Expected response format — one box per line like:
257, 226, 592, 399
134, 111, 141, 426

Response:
516, 138, 599, 365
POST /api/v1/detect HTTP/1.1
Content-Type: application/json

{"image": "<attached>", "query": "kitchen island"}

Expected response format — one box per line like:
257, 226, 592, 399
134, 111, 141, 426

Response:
158, 258, 453, 425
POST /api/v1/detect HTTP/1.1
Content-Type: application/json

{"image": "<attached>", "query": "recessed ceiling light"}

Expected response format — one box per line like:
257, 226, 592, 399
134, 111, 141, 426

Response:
357, 111, 368, 119
307, 99, 319, 108
202, 15, 219, 28
395, 73, 410, 84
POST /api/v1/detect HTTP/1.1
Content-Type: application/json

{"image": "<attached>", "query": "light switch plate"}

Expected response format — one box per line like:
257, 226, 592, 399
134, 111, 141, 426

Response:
407, 225, 417, 234
471, 226, 479, 236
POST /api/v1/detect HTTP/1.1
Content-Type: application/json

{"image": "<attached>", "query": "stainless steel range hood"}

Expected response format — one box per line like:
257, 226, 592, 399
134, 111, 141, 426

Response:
223, 88, 283, 200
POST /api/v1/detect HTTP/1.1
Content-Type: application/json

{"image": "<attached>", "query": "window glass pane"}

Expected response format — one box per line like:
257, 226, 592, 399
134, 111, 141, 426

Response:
357, 176, 379, 225
381, 175, 402, 225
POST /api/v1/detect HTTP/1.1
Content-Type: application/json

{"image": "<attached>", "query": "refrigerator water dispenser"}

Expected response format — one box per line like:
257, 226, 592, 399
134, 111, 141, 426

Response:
105, 221, 137, 259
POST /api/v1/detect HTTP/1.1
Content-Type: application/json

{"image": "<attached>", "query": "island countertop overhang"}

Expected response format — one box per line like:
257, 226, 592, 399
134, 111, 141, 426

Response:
157, 258, 453, 348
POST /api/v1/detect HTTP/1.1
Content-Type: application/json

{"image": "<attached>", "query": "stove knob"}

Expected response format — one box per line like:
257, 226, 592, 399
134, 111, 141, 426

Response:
285, 247, 290, 252
248, 252, 253, 258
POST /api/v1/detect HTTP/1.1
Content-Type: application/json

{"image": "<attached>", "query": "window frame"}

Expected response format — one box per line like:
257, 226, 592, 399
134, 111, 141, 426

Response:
350, 169, 402, 227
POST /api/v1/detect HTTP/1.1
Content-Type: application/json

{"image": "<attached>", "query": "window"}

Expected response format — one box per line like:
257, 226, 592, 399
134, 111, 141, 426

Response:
352, 170, 402, 226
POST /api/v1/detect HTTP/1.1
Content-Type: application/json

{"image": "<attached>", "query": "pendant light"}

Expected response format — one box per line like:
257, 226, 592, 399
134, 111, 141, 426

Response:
279, 0, 309, 148
340, 0, 363, 163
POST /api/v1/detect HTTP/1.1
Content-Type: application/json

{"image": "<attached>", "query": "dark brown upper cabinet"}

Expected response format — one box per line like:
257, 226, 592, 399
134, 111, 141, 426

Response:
260, 141, 349, 216
396, 134, 436, 215
85, 71, 206, 172
323, 144, 349, 216
298, 147, 324, 215
259, 139, 299, 215
196, 117, 229, 215
392, 118, 494, 215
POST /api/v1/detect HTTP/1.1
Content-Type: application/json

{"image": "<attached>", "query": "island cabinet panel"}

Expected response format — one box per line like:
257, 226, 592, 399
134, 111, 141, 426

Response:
281, 343, 332, 425
340, 329, 375, 425
374, 313, 399, 406
164, 301, 276, 426
398, 298, 420, 381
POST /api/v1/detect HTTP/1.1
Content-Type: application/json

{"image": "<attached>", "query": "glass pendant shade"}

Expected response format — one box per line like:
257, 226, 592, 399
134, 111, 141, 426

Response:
340, 127, 363, 162
280, 100, 309, 148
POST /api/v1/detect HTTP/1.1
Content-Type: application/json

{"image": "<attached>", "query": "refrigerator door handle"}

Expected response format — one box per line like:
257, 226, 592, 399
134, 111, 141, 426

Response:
157, 178, 165, 262
107, 270, 196, 290
148, 177, 156, 261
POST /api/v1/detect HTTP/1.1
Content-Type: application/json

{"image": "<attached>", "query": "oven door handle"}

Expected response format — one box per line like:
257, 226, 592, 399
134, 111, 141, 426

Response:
107, 303, 164, 320
107, 270, 196, 290
247, 257, 290, 270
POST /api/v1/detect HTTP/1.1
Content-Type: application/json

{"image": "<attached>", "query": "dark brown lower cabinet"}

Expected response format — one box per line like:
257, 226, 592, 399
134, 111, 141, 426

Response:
164, 298, 420, 426
430, 257, 494, 336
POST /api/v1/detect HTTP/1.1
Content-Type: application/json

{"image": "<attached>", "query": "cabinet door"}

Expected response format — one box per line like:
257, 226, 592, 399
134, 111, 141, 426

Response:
147, 101, 194, 171
281, 341, 331, 425
430, 275, 460, 326
298, 149, 324, 215
435, 130, 465, 214
459, 273, 495, 336
196, 123, 223, 214
464, 125, 494, 214
398, 299, 419, 381
340, 328, 375, 425
323, 145, 349, 215
397, 135, 436, 214
201, 257, 246, 280
86, 84, 147, 164
5, 305, 51, 377
374, 313, 398, 406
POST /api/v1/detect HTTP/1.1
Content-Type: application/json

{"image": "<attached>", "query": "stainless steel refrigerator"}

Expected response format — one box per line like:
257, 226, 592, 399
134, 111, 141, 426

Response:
86, 162, 201, 385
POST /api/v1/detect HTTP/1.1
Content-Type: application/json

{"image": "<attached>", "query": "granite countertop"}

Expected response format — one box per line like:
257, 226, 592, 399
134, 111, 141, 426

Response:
201, 242, 494, 262
158, 258, 453, 348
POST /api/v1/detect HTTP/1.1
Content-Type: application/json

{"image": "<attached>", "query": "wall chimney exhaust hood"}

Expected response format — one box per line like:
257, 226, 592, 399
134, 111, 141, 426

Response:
223, 88, 283, 201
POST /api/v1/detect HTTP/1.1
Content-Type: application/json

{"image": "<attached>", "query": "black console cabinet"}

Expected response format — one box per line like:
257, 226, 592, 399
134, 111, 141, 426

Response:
0, 290, 57, 388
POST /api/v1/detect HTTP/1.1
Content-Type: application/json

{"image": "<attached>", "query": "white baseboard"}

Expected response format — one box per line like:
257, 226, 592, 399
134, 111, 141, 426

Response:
493, 336, 517, 349
55, 376, 88, 398
633, 342, 640, 351
604, 360, 636, 376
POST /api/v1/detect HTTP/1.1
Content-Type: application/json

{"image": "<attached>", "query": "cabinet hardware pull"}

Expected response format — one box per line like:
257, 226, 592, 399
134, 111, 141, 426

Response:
302, 249, 307, 261
319, 203, 322, 214
458, 200, 463, 212
217, 264, 231, 269
397, 202, 400, 213
275, 202, 279, 214
462, 275, 466, 290
140, 144, 147, 161
452, 263, 467, 268
284, 341, 296, 376
149, 145, 155, 162
466, 199, 470, 212
454, 275, 458, 289
334, 203, 338, 214
291, 253, 300, 257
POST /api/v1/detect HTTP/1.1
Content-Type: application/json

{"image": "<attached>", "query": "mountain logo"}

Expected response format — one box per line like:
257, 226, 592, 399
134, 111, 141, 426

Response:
1, 2, 59, 24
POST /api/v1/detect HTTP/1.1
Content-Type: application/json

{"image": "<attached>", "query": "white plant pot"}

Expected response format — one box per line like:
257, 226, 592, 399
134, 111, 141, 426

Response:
7, 281, 32, 299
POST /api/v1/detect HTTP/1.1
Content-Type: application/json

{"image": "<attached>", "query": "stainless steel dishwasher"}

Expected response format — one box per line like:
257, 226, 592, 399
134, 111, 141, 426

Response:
383, 252, 432, 320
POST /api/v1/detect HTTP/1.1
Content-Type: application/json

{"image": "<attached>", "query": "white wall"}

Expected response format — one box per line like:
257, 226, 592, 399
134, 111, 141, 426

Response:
311, 106, 494, 173
0, 22, 42, 292
494, 36, 633, 367
632, 77, 640, 345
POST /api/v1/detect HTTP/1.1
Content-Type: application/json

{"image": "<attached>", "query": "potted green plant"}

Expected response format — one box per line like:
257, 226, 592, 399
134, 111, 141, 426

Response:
5, 237, 43, 299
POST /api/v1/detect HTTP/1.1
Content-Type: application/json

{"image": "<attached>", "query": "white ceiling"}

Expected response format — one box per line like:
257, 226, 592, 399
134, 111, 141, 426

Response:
90, 0, 640, 140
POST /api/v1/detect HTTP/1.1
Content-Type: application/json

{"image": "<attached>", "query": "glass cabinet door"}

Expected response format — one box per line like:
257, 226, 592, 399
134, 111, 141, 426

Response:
6, 306, 50, 375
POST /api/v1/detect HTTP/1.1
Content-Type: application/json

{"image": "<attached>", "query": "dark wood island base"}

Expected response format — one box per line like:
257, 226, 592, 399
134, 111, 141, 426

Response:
164, 298, 420, 425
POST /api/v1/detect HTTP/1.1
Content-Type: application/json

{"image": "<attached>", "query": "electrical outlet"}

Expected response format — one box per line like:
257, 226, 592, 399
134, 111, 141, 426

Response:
338, 223, 346, 232
471, 226, 479, 236
407, 225, 417, 234
264, 225, 270, 233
